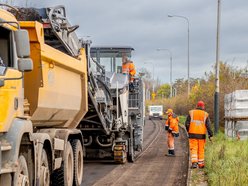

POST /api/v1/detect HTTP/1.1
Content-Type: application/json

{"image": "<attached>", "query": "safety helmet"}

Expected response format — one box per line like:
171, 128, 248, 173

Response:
197, 101, 205, 109
166, 109, 173, 114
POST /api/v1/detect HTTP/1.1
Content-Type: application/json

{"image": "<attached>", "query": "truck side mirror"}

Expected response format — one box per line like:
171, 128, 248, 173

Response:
18, 58, 33, 72
14, 30, 30, 58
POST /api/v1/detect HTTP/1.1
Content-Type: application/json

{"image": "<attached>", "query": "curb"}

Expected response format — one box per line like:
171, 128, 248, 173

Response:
179, 124, 191, 186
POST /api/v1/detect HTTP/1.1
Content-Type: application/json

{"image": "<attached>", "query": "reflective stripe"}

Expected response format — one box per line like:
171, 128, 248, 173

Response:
190, 110, 204, 126
191, 158, 198, 161
189, 110, 208, 135
188, 133, 206, 139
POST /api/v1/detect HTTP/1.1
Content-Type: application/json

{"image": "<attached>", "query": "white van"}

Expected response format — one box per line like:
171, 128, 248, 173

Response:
148, 105, 163, 120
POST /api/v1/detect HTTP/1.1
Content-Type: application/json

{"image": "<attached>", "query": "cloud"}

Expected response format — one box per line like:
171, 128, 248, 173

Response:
6, 0, 248, 83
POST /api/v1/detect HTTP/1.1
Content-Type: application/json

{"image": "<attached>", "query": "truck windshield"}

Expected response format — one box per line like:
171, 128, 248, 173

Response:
0, 26, 13, 75
92, 55, 124, 73
151, 107, 162, 112
98, 57, 119, 72
90, 47, 133, 73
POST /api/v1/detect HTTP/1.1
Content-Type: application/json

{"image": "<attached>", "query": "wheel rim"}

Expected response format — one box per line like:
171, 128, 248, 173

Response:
66, 142, 74, 186
72, 140, 83, 185
40, 149, 50, 186
15, 155, 29, 186
18, 173, 29, 186
68, 152, 73, 184
76, 148, 83, 183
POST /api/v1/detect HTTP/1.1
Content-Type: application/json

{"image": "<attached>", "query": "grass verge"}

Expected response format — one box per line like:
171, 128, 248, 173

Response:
205, 132, 248, 185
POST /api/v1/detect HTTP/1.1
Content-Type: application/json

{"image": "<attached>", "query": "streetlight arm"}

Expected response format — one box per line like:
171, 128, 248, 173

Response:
156, 48, 172, 59
168, 14, 189, 26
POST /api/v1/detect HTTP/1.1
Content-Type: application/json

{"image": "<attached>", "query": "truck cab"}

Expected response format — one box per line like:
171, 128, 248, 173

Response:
148, 105, 163, 120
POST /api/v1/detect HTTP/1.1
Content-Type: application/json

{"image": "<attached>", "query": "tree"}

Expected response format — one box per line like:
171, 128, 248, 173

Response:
157, 84, 170, 99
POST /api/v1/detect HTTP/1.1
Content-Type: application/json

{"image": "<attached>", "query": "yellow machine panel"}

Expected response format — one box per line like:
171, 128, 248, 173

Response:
0, 69, 23, 132
21, 22, 88, 128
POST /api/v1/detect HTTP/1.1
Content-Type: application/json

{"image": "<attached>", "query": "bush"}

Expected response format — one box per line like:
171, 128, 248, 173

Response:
146, 62, 248, 128
205, 133, 248, 185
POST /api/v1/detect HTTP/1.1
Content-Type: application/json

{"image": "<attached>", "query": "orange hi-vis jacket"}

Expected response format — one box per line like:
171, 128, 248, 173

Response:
122, 61, 136, 77
165, 115, 171, 129
167, 114, 179, 136
188, 109, 208, 139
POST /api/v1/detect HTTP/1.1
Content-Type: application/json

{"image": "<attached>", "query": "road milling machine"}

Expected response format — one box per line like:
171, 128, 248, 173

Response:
0, 4, 145, 185
82, 46, 145, 163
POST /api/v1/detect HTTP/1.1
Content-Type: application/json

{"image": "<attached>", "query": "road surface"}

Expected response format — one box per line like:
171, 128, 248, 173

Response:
82, 120, 189, 186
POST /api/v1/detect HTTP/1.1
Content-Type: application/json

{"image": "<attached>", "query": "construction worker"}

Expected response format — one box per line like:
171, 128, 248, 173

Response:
185, 101, 213, 169
165, 109, 179, 156
122, 55, 136, 82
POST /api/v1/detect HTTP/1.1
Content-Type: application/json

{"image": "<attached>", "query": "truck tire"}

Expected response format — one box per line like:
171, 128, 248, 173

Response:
52, 141, 74, 186
40, 149, 50, 186
72, 140, 83, 186
14, 155, 29, 186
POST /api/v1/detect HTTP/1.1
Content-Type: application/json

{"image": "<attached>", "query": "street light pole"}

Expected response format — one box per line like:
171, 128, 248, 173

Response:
152, 63, 154, 93
157, 48, 173, 98
168, 14, 190, 96
215, 0, 221, 134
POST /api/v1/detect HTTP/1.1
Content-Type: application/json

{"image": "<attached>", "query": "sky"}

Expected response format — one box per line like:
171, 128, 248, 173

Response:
6, 0, 248, 84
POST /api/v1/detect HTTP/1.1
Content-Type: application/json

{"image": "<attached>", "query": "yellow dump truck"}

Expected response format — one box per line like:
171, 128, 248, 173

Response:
0, 4, 87, 185
0, 4, 146, 185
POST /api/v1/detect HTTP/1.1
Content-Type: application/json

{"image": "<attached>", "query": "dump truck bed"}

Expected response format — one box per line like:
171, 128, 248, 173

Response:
21, 21, 88, 128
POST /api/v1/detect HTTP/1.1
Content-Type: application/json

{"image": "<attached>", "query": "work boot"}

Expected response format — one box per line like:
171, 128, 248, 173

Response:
166, 150, 175, 156
170, 149, 175, 156
191, 162, 198, 169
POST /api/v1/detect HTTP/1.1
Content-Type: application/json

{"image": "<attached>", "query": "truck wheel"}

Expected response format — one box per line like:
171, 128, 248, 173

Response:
52, 141, 74, 186
14, 155, 29, 186
40, 149, 50, 186
72, 140, 83, 186
64, 141, 74, 186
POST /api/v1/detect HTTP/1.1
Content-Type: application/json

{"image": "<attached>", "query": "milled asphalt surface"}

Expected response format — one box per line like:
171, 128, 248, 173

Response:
91, 120, 189, 186
81, 120, 158, 186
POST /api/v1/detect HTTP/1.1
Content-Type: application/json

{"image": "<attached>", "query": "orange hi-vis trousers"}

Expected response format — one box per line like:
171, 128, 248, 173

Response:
189, 139, 206, 166
167, 132, 174, 150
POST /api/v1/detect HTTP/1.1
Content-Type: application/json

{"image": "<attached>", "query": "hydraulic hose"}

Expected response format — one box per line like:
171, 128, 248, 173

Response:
95, 136, 112, 147
84, 136, 93, 146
